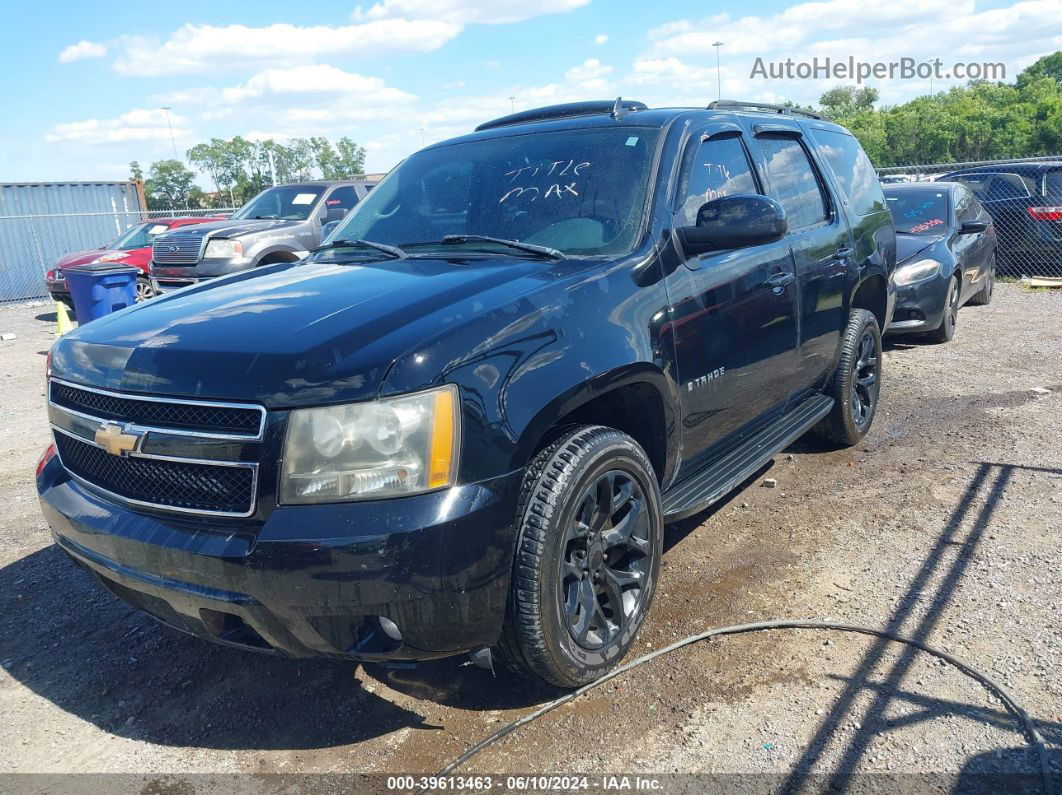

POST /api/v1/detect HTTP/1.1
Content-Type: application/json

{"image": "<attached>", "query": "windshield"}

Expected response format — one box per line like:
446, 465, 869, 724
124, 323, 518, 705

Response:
885, 189, 950, 234
233, 186, 323, 221
108, 221, 173, 250
322, 127, 660, 257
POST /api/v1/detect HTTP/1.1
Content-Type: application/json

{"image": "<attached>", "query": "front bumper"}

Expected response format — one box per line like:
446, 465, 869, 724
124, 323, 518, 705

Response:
37, 455, 522, 661
885, 275, 949, 335
151, 257, 253, 294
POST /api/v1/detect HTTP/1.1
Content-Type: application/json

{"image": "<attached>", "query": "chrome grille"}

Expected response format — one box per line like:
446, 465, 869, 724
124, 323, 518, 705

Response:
152, 233, 203, 264
54, 432, 255, 515
48, 378, 264, 517
51, 380, 263, 436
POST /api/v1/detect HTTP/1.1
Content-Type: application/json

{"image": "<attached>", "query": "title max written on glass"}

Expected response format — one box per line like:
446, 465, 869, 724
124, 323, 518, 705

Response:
38, 99, 895, 688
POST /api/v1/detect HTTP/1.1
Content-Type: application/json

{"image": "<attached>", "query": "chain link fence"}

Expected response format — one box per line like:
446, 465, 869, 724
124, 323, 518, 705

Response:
877, 156, 1062, 279
0, 208, 236, 305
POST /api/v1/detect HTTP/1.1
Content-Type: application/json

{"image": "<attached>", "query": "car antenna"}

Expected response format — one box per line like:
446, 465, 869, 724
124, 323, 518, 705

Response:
611, 96, 626, 120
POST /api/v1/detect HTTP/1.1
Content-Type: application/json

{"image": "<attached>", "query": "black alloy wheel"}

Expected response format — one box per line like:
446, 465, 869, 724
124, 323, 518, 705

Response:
851, 329, 878, 432
560, 470, 651, 649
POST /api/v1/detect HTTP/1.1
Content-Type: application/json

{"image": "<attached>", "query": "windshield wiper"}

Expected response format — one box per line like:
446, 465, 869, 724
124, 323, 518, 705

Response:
313, 238, 407, 259
439, 234, 566, 260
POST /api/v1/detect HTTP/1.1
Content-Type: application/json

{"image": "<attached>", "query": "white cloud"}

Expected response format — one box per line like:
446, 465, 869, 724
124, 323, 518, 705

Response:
594, 34, 609, 45
58, 40, 107, 63
112, 19, 462, 75
221, 65, 416, 105
636, 0, 1062, 107
44, 108, 188, 146
565, 58, 612, 82
352, 0, 589, 24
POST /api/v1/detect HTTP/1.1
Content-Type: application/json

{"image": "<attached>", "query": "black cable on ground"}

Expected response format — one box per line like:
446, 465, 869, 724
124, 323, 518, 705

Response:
421, 621, 1053, 795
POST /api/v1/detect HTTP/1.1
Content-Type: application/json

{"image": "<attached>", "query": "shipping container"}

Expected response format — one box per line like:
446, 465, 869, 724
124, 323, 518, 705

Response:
0, 181, 146, 304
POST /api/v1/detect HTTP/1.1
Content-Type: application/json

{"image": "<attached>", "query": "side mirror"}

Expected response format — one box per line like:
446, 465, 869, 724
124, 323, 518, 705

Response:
677, 194, 787, 257
959, 220, 988, 234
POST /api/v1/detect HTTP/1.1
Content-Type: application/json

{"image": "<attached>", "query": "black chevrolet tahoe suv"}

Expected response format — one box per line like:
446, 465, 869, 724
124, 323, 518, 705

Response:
38, 99, 895, 687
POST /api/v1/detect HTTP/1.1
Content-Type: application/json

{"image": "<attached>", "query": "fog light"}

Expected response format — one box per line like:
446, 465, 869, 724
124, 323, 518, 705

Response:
378, 616, 402, 641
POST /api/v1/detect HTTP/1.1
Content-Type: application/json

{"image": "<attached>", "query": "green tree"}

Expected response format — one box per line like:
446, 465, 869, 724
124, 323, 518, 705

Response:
335, 137, 367, 177
1017, 52, 1062, 88
129, 161, 143, 182
144, 159, 198, 210
819, 86, 879, 120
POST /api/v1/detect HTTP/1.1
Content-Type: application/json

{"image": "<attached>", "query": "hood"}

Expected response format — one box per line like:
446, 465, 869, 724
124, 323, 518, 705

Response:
56, 248, 129, 268
155, 217, 302, 241
896, 232, 945, 264
50, 255, 561, 407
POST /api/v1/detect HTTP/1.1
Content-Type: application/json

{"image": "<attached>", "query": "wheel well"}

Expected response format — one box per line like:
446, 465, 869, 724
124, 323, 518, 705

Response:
535, 383, 667, 483
852, 275, 887, 329
257, 251, 300, 266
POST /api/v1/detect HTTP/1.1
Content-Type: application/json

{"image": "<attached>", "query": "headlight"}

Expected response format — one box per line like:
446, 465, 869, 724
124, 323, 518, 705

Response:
92, 252, 128, 264
894, 258, 943, 286
280, 385, 460, 504
204, 238, 243, 258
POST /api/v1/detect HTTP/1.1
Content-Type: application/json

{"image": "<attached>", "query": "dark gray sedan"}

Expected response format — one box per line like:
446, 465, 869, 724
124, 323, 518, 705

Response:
885, 182, 996, 343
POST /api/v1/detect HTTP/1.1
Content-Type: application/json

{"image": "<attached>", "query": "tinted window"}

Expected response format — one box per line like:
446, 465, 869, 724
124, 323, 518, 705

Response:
759, 136, 828, 230
325, 186, 359, 211
954, 186, 977, 221
1045, 169, 1062, 197
328, 127, 661, 256
885, 188, 949, 234
810, 128, 884, 216
675, 135, 758, 226
952, 172, 1035, 202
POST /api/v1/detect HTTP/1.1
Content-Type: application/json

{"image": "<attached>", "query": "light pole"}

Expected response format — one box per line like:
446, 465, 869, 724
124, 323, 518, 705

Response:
160, 106, 178, 160
508, 95, 516, 112
712, 42, 724, 101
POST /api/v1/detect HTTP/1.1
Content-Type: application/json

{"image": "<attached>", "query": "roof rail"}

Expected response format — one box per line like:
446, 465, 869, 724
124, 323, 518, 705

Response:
707, 99, 824, 121
475, 99, 649, 132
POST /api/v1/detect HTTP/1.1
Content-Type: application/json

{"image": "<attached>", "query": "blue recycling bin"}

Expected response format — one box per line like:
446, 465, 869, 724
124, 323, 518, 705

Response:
61, 263, 139, 323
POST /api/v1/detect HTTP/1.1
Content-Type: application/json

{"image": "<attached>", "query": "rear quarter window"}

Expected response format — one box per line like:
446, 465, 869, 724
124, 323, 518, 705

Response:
809, 128, 885, 217
1045, 169, 1062, 198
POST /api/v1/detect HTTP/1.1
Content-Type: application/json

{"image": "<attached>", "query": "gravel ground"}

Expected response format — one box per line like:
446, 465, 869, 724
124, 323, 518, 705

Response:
0, 285, 1059, 792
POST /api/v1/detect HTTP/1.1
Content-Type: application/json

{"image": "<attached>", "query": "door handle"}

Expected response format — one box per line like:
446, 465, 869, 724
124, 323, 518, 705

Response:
762, 271, 795, 289
835, 246, 854, 259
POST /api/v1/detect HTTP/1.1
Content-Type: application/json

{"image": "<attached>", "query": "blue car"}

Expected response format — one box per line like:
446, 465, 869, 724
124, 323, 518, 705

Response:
885, 182, 996, 343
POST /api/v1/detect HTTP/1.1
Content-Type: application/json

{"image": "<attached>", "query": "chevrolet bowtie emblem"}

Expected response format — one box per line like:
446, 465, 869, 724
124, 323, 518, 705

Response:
94, 423, 140, 457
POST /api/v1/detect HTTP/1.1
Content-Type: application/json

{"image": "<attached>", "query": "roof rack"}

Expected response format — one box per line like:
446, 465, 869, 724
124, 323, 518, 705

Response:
707, 99, 824, 121
475, 99, 649, 132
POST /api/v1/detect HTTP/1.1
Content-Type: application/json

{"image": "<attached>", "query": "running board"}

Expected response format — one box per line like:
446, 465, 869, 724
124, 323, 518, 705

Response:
662, 394, 834, 521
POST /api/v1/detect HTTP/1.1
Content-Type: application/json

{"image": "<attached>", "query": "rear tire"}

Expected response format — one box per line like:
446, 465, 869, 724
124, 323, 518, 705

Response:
925, 275, 960, 343
815, 308, 882, 446
498, 426, 663, 688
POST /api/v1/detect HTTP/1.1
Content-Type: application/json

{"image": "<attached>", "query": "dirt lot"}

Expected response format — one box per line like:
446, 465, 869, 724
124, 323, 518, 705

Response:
1, 285, 1060, 792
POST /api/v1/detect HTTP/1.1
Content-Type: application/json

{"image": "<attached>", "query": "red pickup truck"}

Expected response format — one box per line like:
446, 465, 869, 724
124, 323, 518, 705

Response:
46, 216, 222, 308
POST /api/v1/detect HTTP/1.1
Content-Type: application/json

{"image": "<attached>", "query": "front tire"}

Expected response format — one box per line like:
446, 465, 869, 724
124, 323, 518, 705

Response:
925, 275, 960, 343
968, 263, 994, 306
816, 308, 882, 446
134, 276, 155, 303
499, 426, 663, 688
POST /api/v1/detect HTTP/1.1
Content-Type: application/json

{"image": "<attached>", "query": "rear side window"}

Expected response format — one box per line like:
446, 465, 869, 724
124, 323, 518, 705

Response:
1045, 170, 1062, 197
809, 128, 885, 216
759, 136, 828, 231
674, 135, 758, 226
953, 172, 1036, 202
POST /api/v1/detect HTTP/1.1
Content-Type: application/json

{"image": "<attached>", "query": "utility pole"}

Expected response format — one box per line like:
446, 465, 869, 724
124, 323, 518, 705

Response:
509, 96, 516, 112
419, 128, 426, 146
713, 42, 724, 101
160, 106, 178, 160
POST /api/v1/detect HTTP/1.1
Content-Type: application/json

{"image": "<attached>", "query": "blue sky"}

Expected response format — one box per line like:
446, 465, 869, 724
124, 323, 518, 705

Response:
0, 0, 1057, 187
